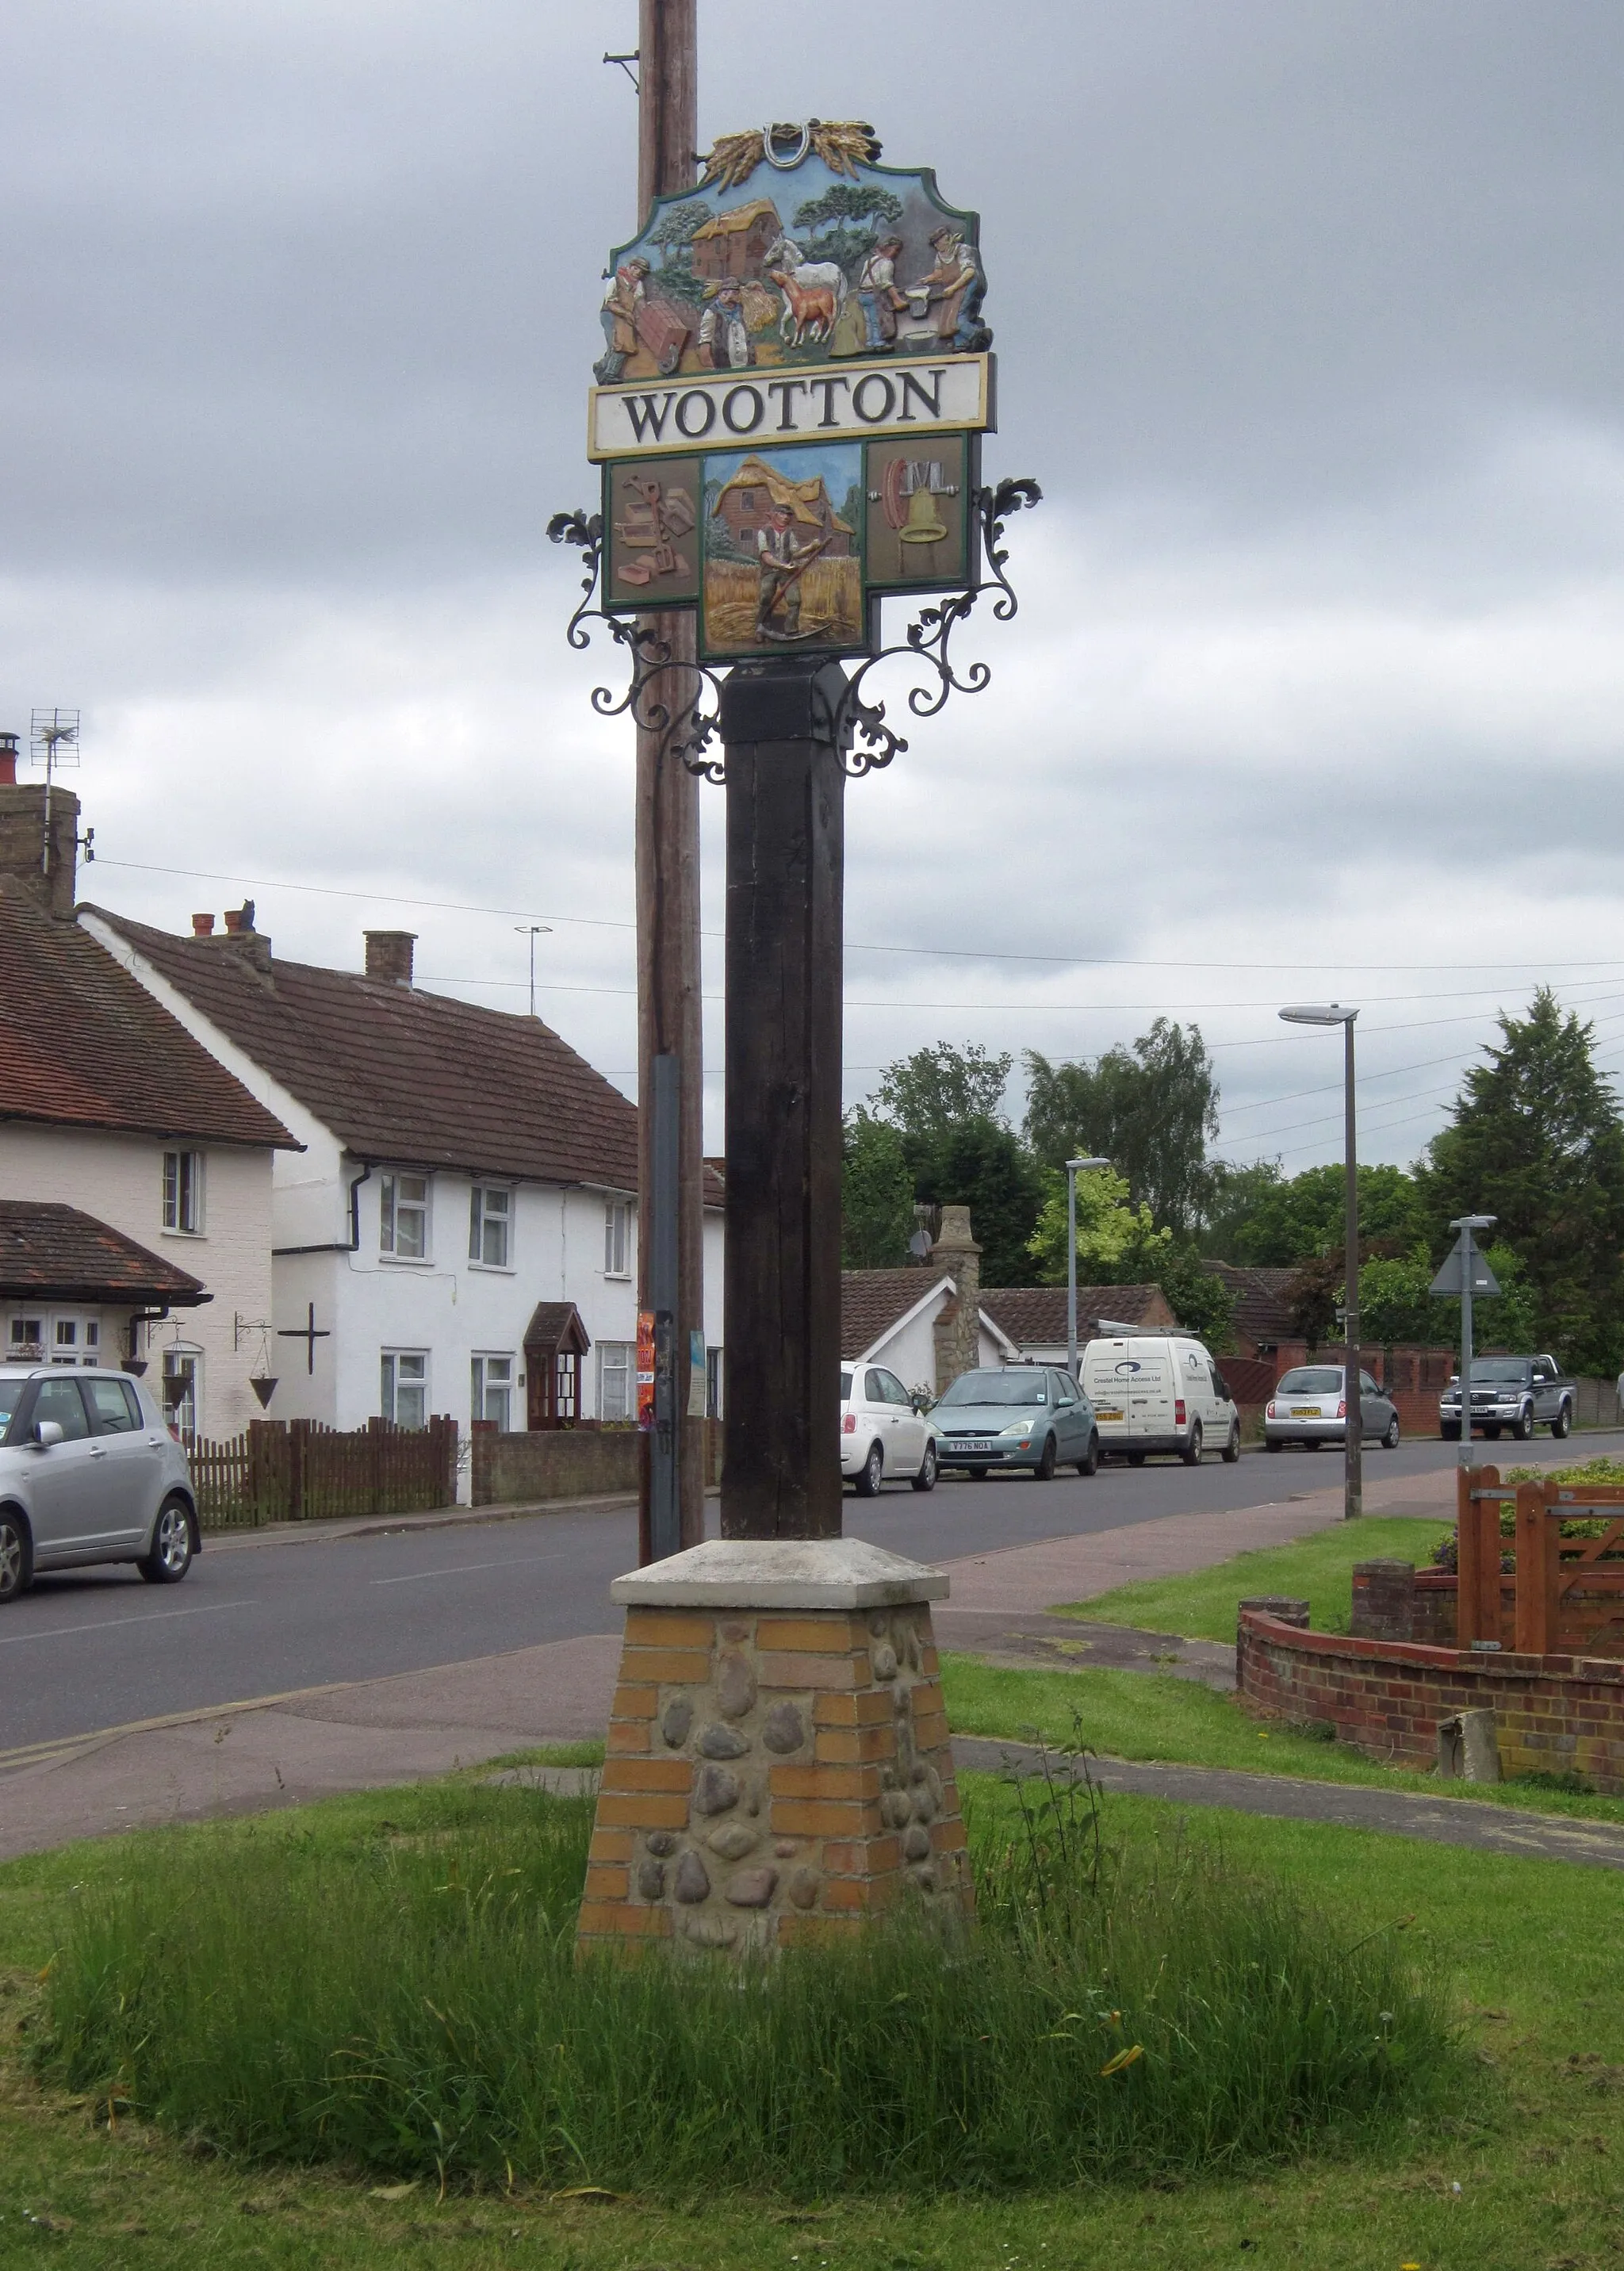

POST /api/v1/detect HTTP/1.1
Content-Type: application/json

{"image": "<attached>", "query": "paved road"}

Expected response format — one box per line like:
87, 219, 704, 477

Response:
6, 1431, 1617, 1754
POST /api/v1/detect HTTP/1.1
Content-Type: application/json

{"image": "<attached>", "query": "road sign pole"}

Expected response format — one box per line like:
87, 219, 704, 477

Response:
1458, 1220, 1475, 1472
1343, 1013, 1361, 1520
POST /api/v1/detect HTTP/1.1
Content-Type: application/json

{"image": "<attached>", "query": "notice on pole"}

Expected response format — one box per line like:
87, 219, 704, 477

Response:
636, 1309, 656, 1430
688, 1328, 709, 1419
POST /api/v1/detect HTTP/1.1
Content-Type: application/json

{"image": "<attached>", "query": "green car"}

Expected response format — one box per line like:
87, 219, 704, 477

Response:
931, 1366, 1100, 1480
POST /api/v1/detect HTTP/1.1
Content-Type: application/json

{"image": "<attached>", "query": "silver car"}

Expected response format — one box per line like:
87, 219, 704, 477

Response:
1264, 1363, 1401, 1453
0, 1367, 199, 1602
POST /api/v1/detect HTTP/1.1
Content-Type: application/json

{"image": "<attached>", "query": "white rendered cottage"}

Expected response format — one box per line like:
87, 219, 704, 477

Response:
0, 768, 297, 1438
83, 906, 724, 1473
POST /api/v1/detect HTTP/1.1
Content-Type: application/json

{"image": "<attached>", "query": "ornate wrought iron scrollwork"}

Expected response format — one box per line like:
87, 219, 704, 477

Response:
547, 473, 1040, 783
546, 509, 728, 778
831, 475, 1043, 776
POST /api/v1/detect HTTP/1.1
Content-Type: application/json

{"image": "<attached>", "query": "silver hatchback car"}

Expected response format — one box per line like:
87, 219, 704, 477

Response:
0, 1367, 199, 1602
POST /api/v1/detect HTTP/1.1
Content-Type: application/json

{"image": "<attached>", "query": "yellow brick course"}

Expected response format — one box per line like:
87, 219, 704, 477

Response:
769, 1762, 882, 1800
596, 1792, 689, 1830
607, 1721, 650, 1755
756, 1615, 866, 1653
619, 1645, 713, 1684
599, 1756, 693, 1794
770, 1796, 879, 1837
813, 1723, 893, 1763
611, 1683, 659, 1720
623, 1610, 716, 1649
588, 1827, 634, 1863
584, 1863, 630, 1900
758, 1649, 868, 1690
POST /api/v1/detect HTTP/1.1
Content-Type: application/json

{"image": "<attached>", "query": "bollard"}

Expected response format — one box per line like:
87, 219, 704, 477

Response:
1438, 1707, 1500, 1783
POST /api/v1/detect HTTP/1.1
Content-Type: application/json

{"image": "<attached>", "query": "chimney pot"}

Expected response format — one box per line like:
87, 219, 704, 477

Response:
0, 733, 17, 787
222, 908, 244, 934
365, 929, 416, 986
191, 913, 216, 936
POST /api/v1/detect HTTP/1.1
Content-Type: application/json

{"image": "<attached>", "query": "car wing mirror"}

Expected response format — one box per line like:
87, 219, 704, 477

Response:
33, 1419, 64, 1449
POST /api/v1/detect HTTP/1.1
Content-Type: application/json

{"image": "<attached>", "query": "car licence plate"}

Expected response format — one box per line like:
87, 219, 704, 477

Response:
1290, 1406, 1321, 1419
951, 1439, 993, 1453
1095, 1407, 1124, 1423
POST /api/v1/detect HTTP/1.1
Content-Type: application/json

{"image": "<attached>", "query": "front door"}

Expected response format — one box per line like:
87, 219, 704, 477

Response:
24, 1377, 106, 1557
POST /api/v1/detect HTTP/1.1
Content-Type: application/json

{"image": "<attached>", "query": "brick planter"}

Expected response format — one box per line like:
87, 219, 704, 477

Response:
578, 1538, 972, 1955
1239, 1607, 1624, 1790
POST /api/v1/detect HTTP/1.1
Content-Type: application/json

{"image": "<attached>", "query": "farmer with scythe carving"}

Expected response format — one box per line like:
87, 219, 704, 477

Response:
754, 502, 830, 641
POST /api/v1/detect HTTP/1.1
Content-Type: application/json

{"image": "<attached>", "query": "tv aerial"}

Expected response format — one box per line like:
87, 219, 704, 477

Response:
29, 708, 87, 880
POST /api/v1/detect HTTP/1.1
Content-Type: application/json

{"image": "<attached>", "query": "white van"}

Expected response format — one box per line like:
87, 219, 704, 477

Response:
1079, 1335, 1241, 1466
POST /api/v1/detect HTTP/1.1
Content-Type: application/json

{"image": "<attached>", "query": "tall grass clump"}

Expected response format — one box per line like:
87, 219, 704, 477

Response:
39, 1767, 1457, 2196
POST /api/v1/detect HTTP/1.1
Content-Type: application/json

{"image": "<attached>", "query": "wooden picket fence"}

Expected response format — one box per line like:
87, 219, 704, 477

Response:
189, 1415, 458, 1531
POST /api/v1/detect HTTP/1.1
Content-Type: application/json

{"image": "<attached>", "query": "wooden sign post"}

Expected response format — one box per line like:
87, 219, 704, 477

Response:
553, 114, 1038, 1955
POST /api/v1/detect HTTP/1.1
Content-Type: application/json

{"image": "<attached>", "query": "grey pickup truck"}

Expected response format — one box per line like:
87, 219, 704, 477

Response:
1438, 1354, 1575, 1442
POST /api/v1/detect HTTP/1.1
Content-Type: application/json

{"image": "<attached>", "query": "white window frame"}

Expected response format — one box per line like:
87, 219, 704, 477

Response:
6, 1315, 44, 1361
603, 1197, 631, 1279
599, 1338, 634, 1423
162, 1148, 205, 1235
163, 1345, 202, 1443
468, 1184, 513, 1270
381, 1348, 429, 1429
380, 1172, 431, 1262
470, 1351, 515, 1430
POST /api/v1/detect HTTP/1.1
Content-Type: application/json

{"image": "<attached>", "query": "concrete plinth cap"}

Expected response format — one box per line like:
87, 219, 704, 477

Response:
609, 1535, 948, 1610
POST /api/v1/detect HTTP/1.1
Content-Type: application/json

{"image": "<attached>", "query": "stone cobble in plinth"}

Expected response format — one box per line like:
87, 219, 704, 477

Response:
576, 1538, 971, 1954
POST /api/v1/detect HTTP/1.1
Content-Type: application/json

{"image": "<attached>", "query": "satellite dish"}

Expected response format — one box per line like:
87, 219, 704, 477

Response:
908, 1226, 933, 1260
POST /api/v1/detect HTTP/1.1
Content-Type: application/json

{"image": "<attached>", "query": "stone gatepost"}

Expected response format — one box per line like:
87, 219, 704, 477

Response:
576, 1538, 972, 1953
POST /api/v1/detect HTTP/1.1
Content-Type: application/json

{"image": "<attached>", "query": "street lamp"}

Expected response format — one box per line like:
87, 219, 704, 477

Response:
1278, 1003, 1361, 1519
1066, 1157, 1113, 1381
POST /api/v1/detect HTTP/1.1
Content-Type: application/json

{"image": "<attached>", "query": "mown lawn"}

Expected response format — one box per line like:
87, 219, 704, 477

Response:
1052, 1515, 1454, 1642
940, 1653, 1624, 1825
2, 1775, 1622, 2269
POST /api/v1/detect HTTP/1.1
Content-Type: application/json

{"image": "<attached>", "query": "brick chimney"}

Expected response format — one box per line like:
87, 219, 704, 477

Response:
931, 1204, 983, 1390
217, 899, 272, 971
0, 737, 80, 918
364, 929, 416, 986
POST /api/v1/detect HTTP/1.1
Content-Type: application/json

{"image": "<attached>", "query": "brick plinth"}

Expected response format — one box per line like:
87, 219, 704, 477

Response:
1239, 1606, 1624, 1790
579, 1588, 971, 1955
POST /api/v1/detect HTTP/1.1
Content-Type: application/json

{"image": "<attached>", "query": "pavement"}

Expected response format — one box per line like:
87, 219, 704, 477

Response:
0, 1446, 1611, 1866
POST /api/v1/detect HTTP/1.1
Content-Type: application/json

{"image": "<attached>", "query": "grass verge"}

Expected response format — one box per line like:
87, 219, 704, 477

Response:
32, 1773, 1446, 2199
1051, 1515, 1452, 1641
2, 1776, 1621, 2268
940, 1655, 1624, 1825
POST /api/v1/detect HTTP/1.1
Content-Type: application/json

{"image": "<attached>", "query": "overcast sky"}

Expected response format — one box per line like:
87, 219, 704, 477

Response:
5, 1, 1622, 1174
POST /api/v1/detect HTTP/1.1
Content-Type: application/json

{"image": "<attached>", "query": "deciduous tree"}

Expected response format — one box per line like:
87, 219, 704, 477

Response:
1025, 1021, 1219, 1234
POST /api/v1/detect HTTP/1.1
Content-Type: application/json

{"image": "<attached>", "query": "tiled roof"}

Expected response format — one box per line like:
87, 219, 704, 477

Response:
90, 907, 711, 1197
0, 1201, 209, 1304
523, 1300, 592, 1354
980, 1285, 1176, 1346
841, 1268, 952, 1360
1201, 1262, 1298, 1348
0, 883, 296, 1150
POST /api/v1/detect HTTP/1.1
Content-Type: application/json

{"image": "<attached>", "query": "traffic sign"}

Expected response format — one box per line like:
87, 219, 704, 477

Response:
1430, 1235, 1500, 1298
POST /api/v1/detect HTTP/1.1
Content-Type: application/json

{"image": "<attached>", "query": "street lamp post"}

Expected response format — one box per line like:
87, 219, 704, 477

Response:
1066, 1157, 1113, 1382
1278, 1003, 1361, 1519
512, 924, 552, 1018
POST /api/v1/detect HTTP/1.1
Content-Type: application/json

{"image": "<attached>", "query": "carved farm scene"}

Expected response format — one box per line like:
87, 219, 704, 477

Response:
593, 123, 990, 387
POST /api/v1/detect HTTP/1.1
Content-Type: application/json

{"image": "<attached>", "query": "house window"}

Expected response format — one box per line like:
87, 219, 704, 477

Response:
471, 1353, 514, 1430
603, 1199, 630, 1277
163, 1149, 204, 1234
380, 1174, 430, 1260
469, 1185, 512, 1269
163, 1349, 200, 1444
7, 1316, 44, 1359
599, 1339, 634, 1423
52, 1320, 80, 1365
381, 1350, 428, 1428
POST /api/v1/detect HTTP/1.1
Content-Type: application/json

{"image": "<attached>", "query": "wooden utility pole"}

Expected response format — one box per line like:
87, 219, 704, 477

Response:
635, 0, 706, 1561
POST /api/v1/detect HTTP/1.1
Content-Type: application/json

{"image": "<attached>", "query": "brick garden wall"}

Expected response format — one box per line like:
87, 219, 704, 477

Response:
1238, 1607, 1624, 1792
470, 1419, 723, 1507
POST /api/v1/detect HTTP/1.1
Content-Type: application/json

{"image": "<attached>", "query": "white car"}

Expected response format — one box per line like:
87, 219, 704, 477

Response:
840, 1364, 938, 1496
